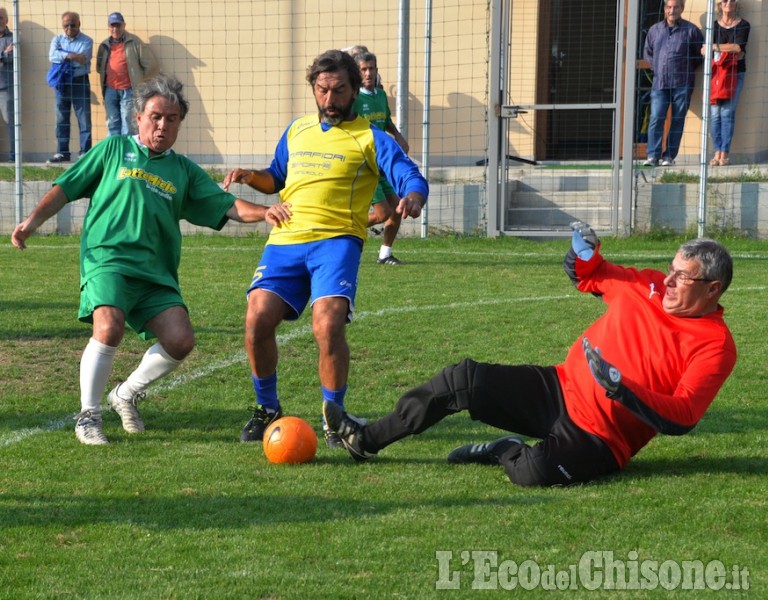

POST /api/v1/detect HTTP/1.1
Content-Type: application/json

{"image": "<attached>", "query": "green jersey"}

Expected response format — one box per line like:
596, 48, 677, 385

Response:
55, 135, 235, 291
353, 88, 397, 199
353, 87, 393, 133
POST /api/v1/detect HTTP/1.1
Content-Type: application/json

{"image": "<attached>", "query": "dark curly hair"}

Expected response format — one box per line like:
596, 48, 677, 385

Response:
306, 49, 362, 90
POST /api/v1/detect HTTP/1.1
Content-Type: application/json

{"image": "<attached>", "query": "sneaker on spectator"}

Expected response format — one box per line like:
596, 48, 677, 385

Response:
659, 158, 675, 166
46, 153, 70, 164
643, 157, 658, 167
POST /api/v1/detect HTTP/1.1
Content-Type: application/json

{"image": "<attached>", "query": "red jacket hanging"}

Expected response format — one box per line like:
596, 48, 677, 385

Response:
710, 52, 739, 103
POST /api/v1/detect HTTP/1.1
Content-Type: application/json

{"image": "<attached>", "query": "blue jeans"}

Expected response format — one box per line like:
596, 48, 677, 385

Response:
0, 87, 14, 160
104, 87, 136, 136
647, 86, 694, 161
710, 72, 745, 154
55, 75, 92, 157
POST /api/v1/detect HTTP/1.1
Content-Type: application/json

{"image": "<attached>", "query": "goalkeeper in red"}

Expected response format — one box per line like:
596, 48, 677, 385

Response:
324, 226, 737, 486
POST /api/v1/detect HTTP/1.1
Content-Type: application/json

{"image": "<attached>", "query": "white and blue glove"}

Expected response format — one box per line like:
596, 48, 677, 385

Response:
582, 337, 621, 394
570, 220, 599, 260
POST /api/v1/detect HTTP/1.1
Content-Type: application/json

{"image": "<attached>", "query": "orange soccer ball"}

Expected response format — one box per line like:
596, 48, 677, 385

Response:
263, 416, 318, 464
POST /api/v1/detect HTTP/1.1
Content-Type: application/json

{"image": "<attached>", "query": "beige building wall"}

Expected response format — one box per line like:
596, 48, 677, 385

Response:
16, 1, 489, 164
13, 1, 766, 165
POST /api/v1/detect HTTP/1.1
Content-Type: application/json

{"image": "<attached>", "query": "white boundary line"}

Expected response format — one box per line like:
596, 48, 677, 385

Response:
0, 294, 573, 448
13, 244, 768, 261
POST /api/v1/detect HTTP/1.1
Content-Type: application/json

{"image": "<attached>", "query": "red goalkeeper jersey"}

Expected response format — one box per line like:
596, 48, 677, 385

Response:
557, 250, 737, 467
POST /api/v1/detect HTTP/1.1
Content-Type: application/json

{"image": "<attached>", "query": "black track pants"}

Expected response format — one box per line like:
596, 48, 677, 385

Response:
364, 359, 620, 487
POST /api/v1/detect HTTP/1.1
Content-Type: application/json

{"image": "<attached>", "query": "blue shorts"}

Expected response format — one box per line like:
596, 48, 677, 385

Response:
247, 236, 363, 322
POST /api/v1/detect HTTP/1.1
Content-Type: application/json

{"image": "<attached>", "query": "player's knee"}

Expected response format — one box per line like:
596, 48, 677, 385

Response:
246, 305, 283, 340
165, 331, 195, 361
448, 358, 482, 401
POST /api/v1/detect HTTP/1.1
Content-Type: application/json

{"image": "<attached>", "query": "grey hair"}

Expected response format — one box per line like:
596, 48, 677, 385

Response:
678, 238, 733, 292
342, 45, 369, 57
133, 74, 189, 120
354, 52, 378, 68
716, 0, 739, 17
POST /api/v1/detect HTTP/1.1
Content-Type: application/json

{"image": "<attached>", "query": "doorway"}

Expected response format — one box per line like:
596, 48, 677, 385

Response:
535, 0, 618, 160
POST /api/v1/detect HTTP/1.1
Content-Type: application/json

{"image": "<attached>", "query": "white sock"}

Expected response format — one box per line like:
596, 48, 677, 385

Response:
80, 338, 118, 413
378, 245, 392, 260
119, 343, 183, 398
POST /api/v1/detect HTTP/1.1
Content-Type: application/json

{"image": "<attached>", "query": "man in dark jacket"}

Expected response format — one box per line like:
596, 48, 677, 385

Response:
96, 12, 157, 136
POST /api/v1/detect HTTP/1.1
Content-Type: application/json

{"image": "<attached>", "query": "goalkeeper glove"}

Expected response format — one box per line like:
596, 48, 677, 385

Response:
582, 337, 621, 394
570, 220, 599, 260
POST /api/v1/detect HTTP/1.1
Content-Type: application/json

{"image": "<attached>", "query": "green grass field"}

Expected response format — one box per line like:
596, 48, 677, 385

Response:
1, 233, 765, 598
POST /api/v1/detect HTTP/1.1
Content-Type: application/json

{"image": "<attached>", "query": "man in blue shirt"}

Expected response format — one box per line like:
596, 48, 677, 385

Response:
642, 0, 703, 167
47, 11, 93, 163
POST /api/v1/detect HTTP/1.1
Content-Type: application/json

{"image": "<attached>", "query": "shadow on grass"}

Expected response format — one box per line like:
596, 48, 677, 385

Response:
696, 405, 768, 433
622, 454, 768, 479
0, 487, 557, 531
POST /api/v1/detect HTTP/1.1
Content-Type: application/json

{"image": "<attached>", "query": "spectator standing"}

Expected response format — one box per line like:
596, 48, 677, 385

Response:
96, 12, 157, 136
47, 11, 93, 163
643, 0, 703, 167
0, 7, 15, 161
707, 0, 750, 167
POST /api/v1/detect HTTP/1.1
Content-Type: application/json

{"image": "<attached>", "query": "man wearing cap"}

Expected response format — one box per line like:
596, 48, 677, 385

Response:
96, 12, 157, 136
47, 11, 93, 163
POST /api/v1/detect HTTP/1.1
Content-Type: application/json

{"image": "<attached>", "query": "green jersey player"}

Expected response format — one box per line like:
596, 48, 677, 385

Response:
351, 50, 410, 265
12, 74, 285, 445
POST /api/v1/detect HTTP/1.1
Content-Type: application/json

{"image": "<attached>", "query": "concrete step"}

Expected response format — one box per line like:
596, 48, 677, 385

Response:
512, 171, 615, 193
508, 190, 613, 208
506, 188, 613, 230
506, 206, 613, 230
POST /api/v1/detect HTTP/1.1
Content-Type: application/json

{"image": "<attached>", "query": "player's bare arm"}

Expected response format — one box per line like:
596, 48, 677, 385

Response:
11, 185, 69, 250
226, 199, 268, 223
223, 168, 276, 194
263, 202, 292, 227
225, 199, 292, 228
387, 124, 409, 154
368, 201, 393, 226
